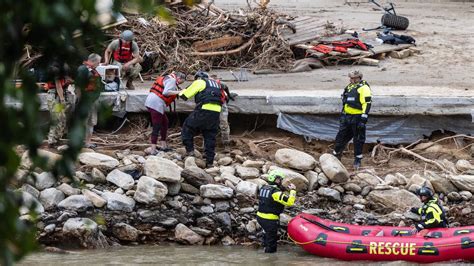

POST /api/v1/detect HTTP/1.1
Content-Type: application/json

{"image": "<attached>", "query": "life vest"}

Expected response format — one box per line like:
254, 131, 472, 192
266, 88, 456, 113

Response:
82, 61, 101, 92
113, 39, 133, 63
194, 78, 223, 108
342, 80, 370, 111
258, 185, 285, 217
215, 79, 228, 104
421, 198, 448, 228
150, 74, 178, 106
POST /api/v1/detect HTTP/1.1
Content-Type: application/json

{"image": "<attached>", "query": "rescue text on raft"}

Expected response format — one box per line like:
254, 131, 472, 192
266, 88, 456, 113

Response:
288, 213, 474, 263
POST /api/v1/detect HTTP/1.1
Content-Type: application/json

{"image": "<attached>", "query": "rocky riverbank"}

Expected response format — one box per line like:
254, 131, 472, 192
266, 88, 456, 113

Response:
14, 143, 474, 250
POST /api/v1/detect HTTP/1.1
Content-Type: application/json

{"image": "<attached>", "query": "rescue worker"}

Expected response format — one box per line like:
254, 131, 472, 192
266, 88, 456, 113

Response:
76, 53, 102, 149
257, 171, 297, 253
144, 71, 186, 155
104, 30, 142, 90
45, 60, 73, 146
333, 70, 372, 170
410, 186, 447, 233
210, 74, 238, 152
179, 71, 222, 168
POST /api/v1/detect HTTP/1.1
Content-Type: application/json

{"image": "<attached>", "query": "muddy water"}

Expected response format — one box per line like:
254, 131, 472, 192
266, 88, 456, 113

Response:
18, 245, 468, 265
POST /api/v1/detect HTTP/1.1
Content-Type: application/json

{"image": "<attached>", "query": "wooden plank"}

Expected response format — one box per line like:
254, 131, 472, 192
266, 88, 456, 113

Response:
369, 43, 413, 55
286, 32, 324, 45
192, 35, 244, 52
291, 23, 327, 33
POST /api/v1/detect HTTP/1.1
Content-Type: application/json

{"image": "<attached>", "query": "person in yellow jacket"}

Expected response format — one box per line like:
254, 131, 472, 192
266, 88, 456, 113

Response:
410, 186, 447, 234
333, 70, 372, 170
257, 171, 296, 253
179, 71, 222, 168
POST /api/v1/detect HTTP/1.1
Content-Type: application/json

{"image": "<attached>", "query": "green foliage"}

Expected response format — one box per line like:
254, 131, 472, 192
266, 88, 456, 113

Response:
0, 0, 173, 264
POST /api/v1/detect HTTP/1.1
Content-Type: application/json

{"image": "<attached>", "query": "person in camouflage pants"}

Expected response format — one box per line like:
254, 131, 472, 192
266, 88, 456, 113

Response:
45, 61, 73, 146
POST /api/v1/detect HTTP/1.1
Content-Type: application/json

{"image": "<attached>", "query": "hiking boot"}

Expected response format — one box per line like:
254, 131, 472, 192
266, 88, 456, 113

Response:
186, 151, 195, 157
332, 151, 342, 161
354, 157, 362, 170
126, 79, 135, 90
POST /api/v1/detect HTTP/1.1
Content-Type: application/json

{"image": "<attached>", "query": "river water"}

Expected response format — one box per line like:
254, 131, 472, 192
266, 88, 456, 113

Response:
18, 245, 470, 265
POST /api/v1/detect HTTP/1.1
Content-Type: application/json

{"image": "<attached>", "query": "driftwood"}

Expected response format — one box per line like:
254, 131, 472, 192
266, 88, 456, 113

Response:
113, 3, 295, 74
192, 35, 244, 52
371, 134, 474, 173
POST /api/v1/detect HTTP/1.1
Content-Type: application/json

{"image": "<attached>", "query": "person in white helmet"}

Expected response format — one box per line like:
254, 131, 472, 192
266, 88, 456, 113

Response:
104, 30, 142, 90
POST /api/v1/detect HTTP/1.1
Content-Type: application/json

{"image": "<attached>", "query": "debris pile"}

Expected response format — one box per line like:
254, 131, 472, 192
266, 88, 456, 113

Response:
116, 3, 297, 74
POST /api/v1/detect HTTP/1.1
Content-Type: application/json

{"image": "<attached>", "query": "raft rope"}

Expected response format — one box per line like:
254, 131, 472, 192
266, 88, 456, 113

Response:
287, 234, 474, 249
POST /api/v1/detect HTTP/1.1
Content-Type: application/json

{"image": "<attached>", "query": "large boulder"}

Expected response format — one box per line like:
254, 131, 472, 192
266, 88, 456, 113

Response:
175, 223, 204, 245
57, 183, 80, 196
20, 191, 44, 215
181, 167, 214, 188
91, 168, 106, 183
180, 183, 200, 194
221, 173, 242, 186
82, 189, 107, 208
166, 182, 181, 196
220, 166, 236, 175
425, 171, 457, 195
113, 223, 139, 241
200, 184, 234, 199
236, 181, 258, 198
21, 149, 61, 169
367, 189, 421, 211
102, 192, 136, 212
20, 184, 40, 198
78, 152, 119, 170
305, 171, 319, 191
317, 187, 341, 202
235, 165, 260, 179
34, 172, 56, 190
449, 175, 474, 193
144, 156, 182, 183
134, 176, 168, 204
106, 169, 135, 190
246, 178, 268, 189
352, 173, 381, 187
268, 166, 308, 191
242, 160, 265, 168
58, 195, 93, 212
319, 153, 349, 183
39, 188, 65, 210
406, 174, 434, 192
62, 217, 109, 248
275, 148, 316, 171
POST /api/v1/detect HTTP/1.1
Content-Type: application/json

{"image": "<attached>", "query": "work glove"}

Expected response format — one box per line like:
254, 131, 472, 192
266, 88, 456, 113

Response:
410, 207, 419, 214
360, 113, 368, 124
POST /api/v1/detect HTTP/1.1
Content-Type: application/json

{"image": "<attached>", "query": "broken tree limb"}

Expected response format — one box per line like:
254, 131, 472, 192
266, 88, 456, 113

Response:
190, 18, 269, 56
192, 35, 244, 52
